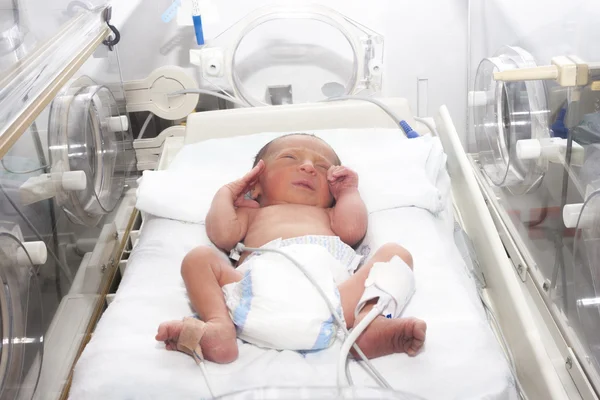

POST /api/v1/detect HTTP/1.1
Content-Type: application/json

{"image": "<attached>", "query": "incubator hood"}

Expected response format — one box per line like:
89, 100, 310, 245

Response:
188, 4, 384, 107
0, 1, 137, 398
468, 1, 600, 397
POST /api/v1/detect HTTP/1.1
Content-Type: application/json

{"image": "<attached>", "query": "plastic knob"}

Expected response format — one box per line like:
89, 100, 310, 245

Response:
468, 91, 489, 107
17, 241, 48, 265
368, 60, 383, 77
108, 115, 129, 132
516, 139, 542, 160
563, 203, 594, 229
61, 171, 87, 191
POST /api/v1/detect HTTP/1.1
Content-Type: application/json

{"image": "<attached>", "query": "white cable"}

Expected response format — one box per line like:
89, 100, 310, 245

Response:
239, 244, 393, 390
337, 304, 383, 387
321, 96, 401, 127
168, 89, 249, 107
204, 78, 242, 104
413, 116, 439, 137
137, 112, 154, 140
200, 362, 217, 398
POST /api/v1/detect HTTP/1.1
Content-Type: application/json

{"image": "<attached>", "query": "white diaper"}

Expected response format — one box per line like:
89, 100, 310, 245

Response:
222, 236, 361, 351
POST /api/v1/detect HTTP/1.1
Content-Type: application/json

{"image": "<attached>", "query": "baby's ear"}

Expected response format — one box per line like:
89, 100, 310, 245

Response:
250, 183, 262, 200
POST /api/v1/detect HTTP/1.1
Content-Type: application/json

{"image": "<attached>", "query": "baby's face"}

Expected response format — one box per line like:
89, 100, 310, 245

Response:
255, 136, 338, 208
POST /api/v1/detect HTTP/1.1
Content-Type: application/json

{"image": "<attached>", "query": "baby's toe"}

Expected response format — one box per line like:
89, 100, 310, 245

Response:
155, 320, 184, 344
407, 319, 427, 356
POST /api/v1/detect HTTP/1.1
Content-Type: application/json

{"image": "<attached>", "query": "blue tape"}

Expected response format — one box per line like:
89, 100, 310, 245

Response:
193, 14, 205, 45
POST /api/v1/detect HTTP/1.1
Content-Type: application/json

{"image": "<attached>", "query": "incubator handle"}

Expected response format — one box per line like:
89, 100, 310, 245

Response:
563, 203, 594, 229
20, 171, 87, 205
494, 65, 559, 82
493, 56, 582, 87
17, 241, 48, 265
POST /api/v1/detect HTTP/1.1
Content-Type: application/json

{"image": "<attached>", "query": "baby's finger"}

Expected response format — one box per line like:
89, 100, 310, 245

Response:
327, 166, 336, 181
242, 160, 265, 183
332, 168, 349, 179
328, 166, 343, 181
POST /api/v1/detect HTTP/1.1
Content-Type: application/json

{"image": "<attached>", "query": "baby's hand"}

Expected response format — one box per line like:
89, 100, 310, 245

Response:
327, 166, 359, 200
225, 160, 265, 208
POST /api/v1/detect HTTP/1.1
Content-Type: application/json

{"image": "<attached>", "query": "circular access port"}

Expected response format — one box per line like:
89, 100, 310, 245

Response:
232, 17, 357, 106
472, 46, 550, 192
0, 233, 43, 399
48, 77, 135, 226
573, 193, 600, 377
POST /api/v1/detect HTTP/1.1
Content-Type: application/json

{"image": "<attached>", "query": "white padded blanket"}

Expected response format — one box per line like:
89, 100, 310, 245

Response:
135, 129, 449, 223
70, 129, 517, 400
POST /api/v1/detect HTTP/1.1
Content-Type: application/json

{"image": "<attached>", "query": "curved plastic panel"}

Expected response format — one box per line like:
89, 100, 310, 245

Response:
190, 4, 383, 106
0, 6, 109, 159
473, 46, 550, 192
48, 77, 133, 226
574, 187, 600, 376
0, 231, 43, 400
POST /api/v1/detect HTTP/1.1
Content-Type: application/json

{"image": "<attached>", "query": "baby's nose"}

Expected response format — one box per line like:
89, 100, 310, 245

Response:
299, 161, 316, 174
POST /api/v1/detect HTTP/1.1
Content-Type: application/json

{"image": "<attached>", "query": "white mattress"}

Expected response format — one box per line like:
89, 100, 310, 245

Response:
70, 206, 518, 399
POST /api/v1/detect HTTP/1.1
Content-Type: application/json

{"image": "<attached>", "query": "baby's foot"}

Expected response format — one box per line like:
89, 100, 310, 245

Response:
352, 316, 427, 359
156, 317, 239, 363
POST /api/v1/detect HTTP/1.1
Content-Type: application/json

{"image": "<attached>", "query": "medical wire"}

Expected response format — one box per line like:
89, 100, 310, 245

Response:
337, 304, 383, 387
322, 96, 404, 130
0, 160, 48, 174
199, 362, 216, 398
167, 89, 249, 108
237, 244, 394, 390
137, 112, 154, 140
413, 116, 439, 137
321, 96, 423, 138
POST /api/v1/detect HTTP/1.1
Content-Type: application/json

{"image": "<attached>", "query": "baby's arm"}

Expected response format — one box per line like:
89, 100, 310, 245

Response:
327, 166, 368, 246
206, 161, 265, 251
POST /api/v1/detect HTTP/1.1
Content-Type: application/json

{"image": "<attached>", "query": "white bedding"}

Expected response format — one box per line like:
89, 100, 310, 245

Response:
134, 129, 448, 223
70, 129, 518, 399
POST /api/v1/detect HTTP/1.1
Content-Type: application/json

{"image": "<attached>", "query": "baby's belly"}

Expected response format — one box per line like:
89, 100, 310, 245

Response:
238, 223, 335, 264
246, 223, 335, 247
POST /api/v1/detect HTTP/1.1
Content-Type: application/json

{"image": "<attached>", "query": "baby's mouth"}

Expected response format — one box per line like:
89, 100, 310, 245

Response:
292, 180, 315, 191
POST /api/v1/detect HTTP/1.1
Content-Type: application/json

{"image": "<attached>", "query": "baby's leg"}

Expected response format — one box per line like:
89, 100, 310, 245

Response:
338, 243, 426, 359
156, 246, 242, 363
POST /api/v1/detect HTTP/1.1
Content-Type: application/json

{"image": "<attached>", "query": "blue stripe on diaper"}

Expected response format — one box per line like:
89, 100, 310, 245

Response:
311, 314, 336, 350
232, 270, 253, 333
310, 287, 343, 351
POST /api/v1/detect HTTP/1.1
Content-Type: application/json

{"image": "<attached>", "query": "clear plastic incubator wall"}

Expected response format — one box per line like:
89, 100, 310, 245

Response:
468, 0, 600, 397
0, 1, 137, 398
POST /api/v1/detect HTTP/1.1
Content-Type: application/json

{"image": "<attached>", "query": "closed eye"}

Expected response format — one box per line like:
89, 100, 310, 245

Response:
316, 164, 328, 170
282, 154, 296, 160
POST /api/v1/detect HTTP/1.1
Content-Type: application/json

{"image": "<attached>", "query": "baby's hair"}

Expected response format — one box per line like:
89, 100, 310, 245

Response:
252, 133, 341, 167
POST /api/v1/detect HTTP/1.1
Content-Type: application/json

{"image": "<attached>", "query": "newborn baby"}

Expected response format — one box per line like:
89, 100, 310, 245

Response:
156, 133, 427, 363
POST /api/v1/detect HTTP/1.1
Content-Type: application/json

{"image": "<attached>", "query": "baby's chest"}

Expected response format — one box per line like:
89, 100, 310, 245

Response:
254, 206, 329, 226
